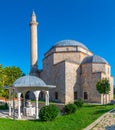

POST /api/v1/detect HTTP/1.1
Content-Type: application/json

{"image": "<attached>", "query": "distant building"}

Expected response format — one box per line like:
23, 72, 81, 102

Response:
29, 12, 114, 104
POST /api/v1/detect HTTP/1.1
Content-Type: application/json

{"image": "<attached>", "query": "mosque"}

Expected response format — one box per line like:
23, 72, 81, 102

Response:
29, 11, 114, 104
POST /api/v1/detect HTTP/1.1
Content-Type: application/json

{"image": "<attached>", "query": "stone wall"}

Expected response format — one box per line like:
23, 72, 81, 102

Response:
50, 61, 66, 103
41, 54, 54, 84
41, 58, 66, 103
92, 64, 110, 74
56, 46, 77, 52
81, 63, 101, 103
81, 63, 113, 104
53, 51, 92, 65
65, 61, 79, 103
53, 52, 81, 65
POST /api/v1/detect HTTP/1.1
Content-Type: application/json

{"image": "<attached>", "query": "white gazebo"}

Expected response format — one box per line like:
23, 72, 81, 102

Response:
8, 75, 56, 119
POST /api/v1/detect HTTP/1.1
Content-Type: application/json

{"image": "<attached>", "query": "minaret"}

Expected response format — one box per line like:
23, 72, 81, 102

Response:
29, 11, 38, 75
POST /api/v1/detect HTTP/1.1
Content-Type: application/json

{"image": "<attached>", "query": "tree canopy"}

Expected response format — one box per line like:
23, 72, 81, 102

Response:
96, 78, 110, 94
0, 65, 24, 98
96, 78, 110, 105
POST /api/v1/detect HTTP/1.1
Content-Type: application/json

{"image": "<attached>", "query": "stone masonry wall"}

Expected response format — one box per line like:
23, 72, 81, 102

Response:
53, 52, 81, 65
41, 54, 66, 103
92, 64, 106, 73
81, 63, 113, 104
65, 61, 79, 104
81, 64, 102, 103
51, 62, 66, 103
41, 54, 54, 85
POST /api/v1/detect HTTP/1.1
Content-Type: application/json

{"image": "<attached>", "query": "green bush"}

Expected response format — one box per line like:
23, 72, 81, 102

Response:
4, 103, 9, 109
64, 103, 77, 114
0, 103, 9, 110
74, 98, 84, 108
39, 104, 60, 121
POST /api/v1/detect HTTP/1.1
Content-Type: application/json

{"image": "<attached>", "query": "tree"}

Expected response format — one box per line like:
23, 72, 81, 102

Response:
96, 78, 110, 105
0, 65, 23, 98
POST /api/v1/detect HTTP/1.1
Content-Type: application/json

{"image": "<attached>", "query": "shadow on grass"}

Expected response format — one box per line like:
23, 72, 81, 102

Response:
93, 109, 111, 115
28, 119, 41, 123
83, 104, 101, 108
27, 118, 58, 123
83, 104, 115, 109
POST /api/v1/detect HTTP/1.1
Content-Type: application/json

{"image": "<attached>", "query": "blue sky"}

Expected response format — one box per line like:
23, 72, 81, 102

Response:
0, 0, 115, 79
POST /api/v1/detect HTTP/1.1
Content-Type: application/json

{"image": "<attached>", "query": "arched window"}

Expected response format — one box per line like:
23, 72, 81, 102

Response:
55, 92, 58, 99
84, 92, 88, 100
74, 91, 78, 100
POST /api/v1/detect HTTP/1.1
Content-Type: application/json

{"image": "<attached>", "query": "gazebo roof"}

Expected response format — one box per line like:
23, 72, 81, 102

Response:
13, 75, 55, 88
8, 75, 53, 120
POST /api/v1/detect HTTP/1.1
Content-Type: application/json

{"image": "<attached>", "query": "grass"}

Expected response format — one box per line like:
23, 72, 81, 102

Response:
0, 104, 114, 130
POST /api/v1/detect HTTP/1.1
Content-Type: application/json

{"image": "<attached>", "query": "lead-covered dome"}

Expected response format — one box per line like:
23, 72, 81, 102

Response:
82, 55, 108, 64
54, 40, 88, 50
13, 75, 46, 87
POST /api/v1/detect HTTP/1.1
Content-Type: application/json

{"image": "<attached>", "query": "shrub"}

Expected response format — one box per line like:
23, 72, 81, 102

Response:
4, 103, 9, 109
39, 104, 60, 121
0, 103, 9, 110
64, 103, 77, 114
74, 99, 84, 108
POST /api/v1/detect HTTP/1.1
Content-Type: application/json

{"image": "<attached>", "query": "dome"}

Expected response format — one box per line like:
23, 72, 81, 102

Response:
54, 40, 88, 50
13, 75, 46, 87
82, 55, 108, 64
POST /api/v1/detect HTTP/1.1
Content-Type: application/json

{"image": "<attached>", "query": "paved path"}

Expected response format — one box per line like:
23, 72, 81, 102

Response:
0, 110, 35, 120
0, 110, 9, 118
92, 111, 115, 130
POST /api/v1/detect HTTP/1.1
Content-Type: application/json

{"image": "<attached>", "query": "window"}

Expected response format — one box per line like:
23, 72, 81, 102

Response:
55, 92, 58, 99
84, 92, 88, 100
74, 91, 78, 100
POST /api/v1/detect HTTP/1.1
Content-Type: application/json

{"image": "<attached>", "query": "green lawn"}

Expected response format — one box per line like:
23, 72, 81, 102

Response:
0, 104, 114, 130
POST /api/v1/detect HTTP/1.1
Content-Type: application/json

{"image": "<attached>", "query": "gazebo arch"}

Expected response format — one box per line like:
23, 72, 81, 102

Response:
8, 75, 56, 119
25, 91, 35, 100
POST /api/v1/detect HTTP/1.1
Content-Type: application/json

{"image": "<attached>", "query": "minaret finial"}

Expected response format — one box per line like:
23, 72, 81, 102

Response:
32, 10, 36, 16
31, 10, 37, 22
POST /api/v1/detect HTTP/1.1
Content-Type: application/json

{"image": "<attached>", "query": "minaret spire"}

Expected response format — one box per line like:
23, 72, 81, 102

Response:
32, 10, 35, 16
29, 11, 39, 76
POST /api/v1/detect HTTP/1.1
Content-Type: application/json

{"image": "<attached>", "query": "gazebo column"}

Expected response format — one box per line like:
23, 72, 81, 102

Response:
17, 92, 21, 119
9, 104, 12, 116
9, 91, 11, 116
34, 91, 40, 119
45, 91, 49, 106
23, 92, 26, 109
20, 92, 26, 116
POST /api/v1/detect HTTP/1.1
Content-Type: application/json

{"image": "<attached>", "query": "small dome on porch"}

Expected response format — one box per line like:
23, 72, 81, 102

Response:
13, 75, 46, 87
